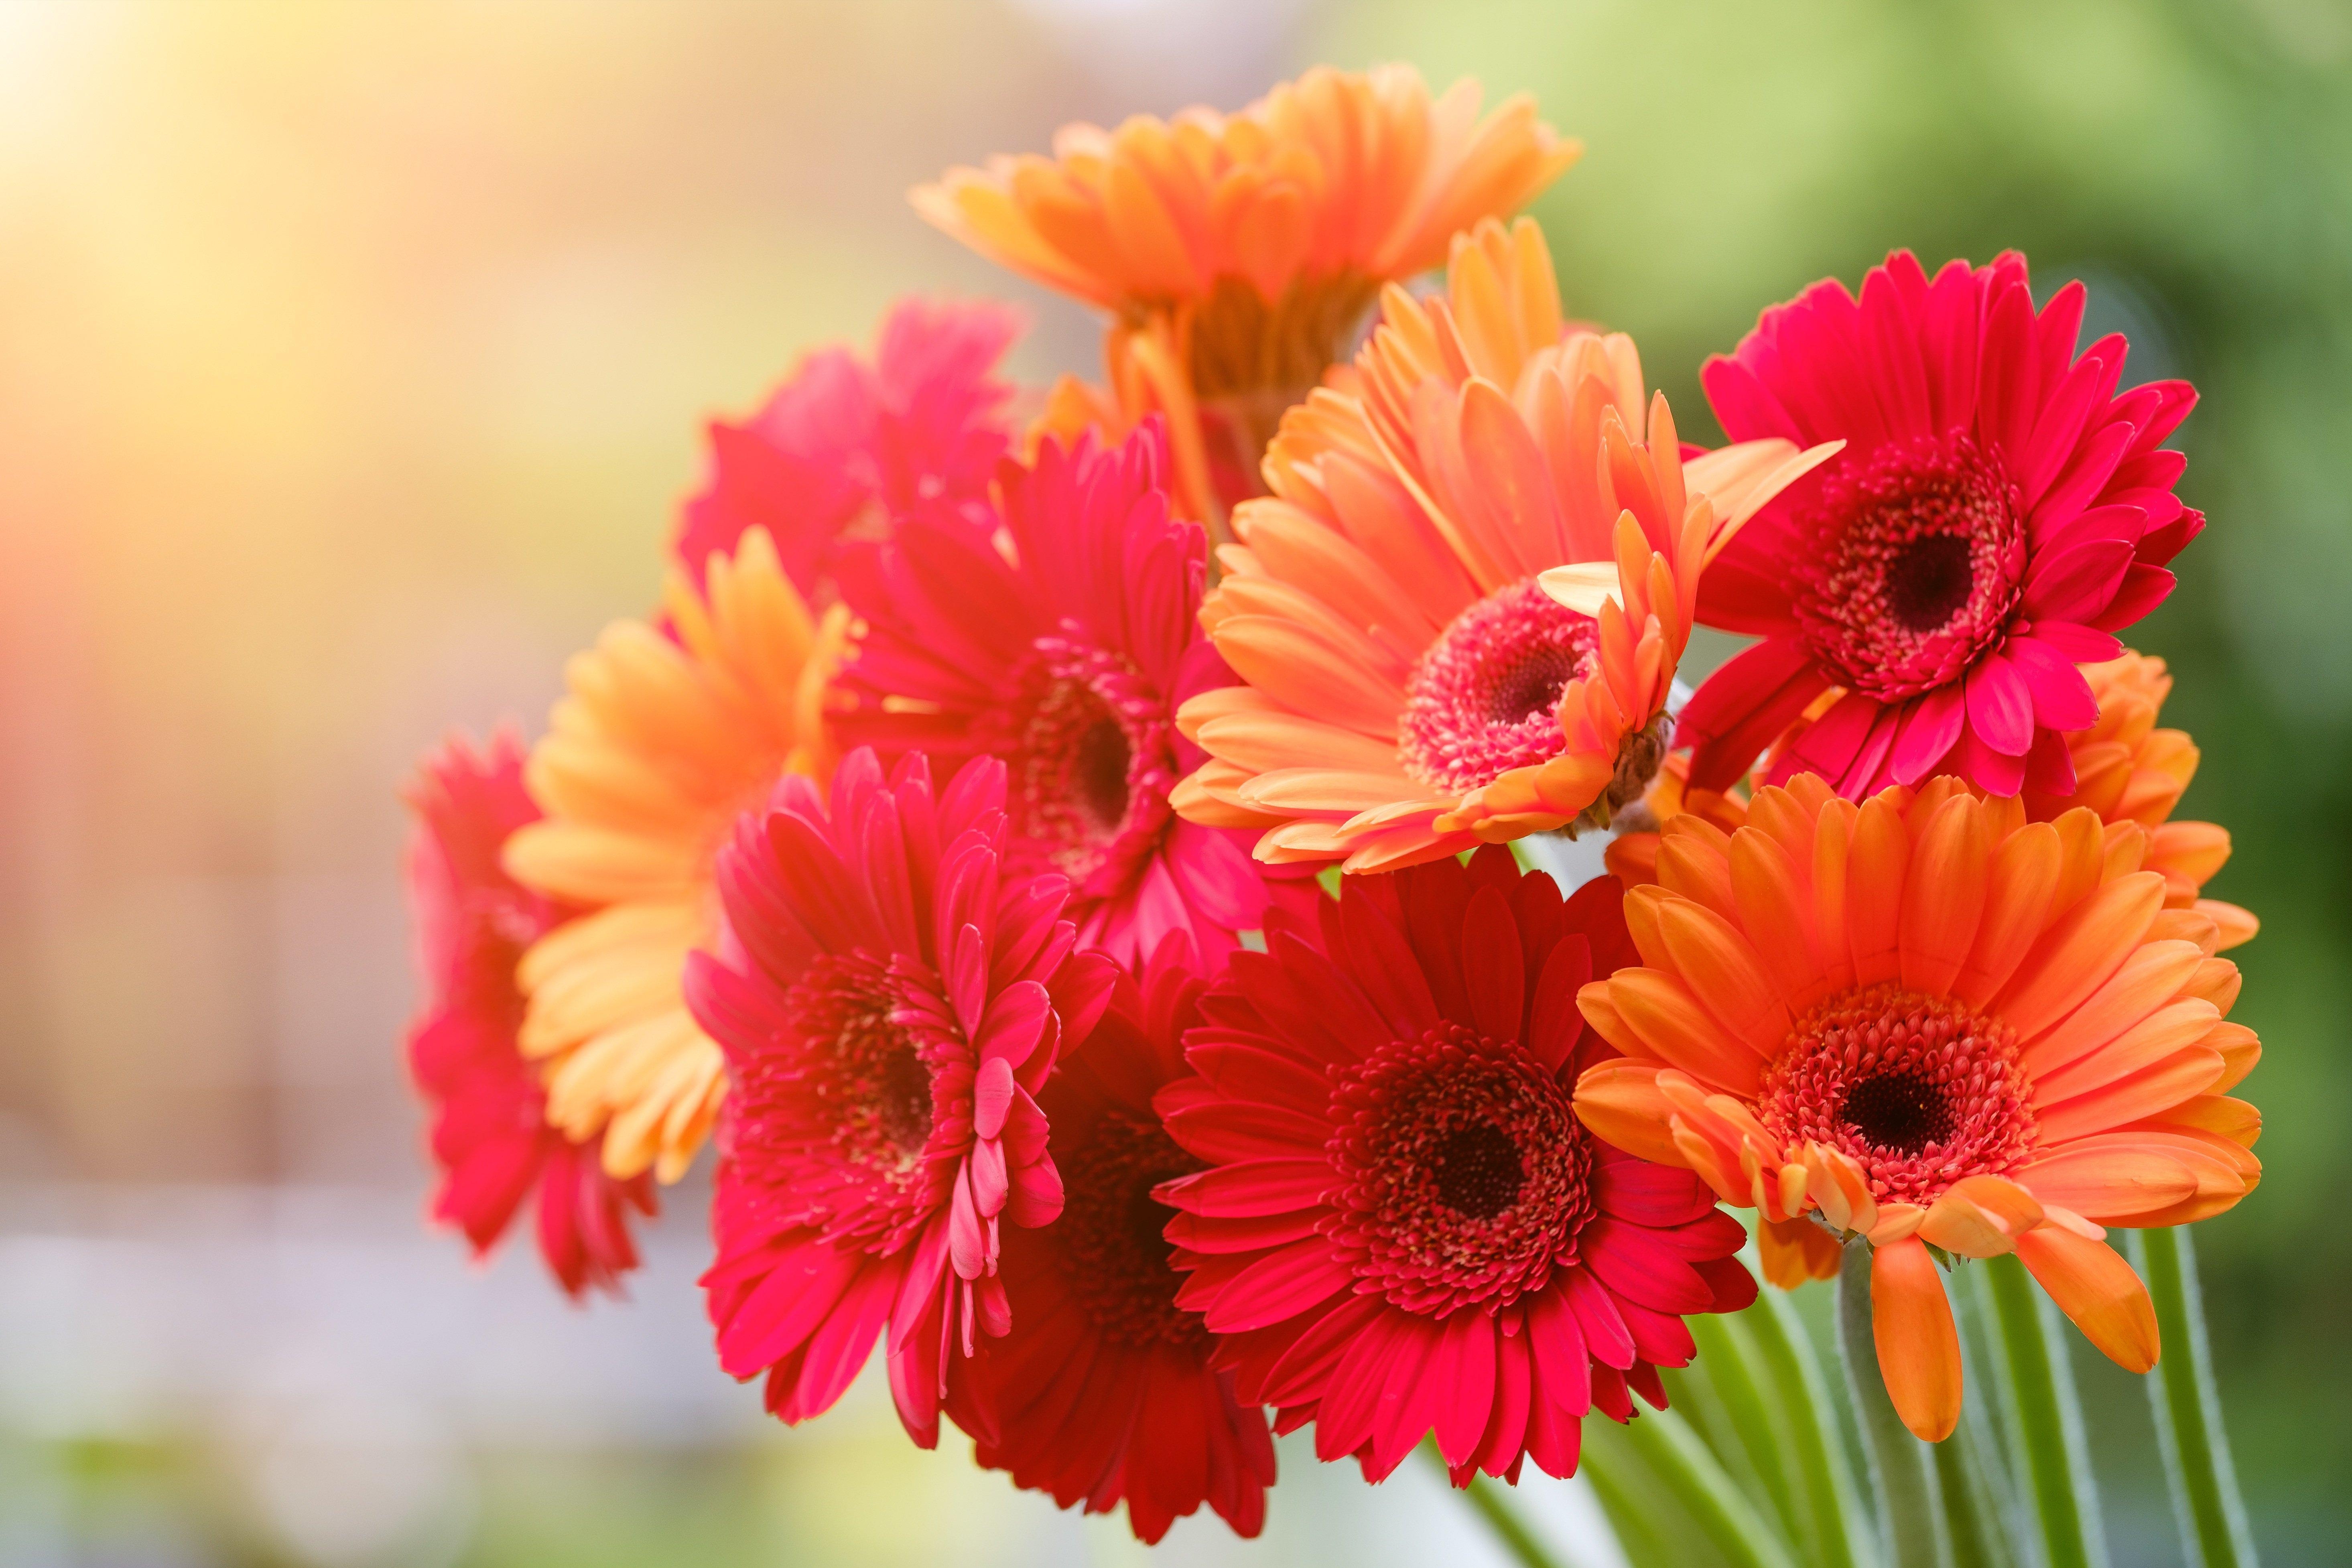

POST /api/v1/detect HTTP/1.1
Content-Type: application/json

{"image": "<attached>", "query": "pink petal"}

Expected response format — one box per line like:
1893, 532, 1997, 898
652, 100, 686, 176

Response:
1965, 654, 2036, 756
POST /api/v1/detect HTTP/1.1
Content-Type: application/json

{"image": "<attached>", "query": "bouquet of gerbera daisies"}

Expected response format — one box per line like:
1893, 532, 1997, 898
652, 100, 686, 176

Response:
398, 63, 2263, 1565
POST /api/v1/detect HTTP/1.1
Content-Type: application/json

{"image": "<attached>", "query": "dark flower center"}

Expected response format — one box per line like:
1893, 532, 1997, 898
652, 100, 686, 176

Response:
1433, 1121, 1526, 1220
1328, 1024, 1593, 1317
1840, 1069, 1953, 1155
1058, 1109, 1208, 1349
995, 639, 1174, 894
1071, 716, 1133, 833
1791, 432, 2027, 702
1758, 982, 2035, 1209
1400, 580, 1602, 794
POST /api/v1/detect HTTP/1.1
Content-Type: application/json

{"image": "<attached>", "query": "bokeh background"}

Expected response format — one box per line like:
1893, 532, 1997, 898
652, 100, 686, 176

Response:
2, 1, 2347, 1564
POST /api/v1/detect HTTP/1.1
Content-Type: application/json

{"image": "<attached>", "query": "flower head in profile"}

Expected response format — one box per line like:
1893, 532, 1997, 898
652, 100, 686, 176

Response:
1174, 219, 1836, 872
834, 422, 1280, 969
674, 298, 1022, 596
957, 940, 1276, 1543
1574, 777, 2261, 1440
914, 67, 1580, 520
502, 528, 837, 1183
1682, 251, 2203, 799
689, 750, 1118, 1446
2025, 651, 2254, 949
1158, 849, 1755, 1485
402, 731, 655, 1296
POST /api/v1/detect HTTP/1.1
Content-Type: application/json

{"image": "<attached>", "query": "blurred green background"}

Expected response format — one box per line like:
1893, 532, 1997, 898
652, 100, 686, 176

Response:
1, 1, 2344, 1564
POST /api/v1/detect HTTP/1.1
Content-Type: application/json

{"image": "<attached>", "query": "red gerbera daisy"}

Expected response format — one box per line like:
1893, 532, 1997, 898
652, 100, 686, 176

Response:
957, 940, 1277, 1543
1156, 849, 1755, 1485
1683, 251, 2202, 798
674, 297, 1022, 594
401, 731, 655, 1297
833, 422, 1286, 968
686, 749, 1118, 1445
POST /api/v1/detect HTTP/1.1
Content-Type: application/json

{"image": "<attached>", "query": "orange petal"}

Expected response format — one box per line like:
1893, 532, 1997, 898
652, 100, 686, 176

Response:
1897, 796, 1988, 996
1994, 871, 2165, 1041
1917, 1174, 2044, 1258
1571, 1059, 1684, 1165
2013, 1226, 2159, 1373
2011, 1139, 2200, 1221
1759, 1214, 1843, 1289
1873, 1235, 1962, 1442
1607, 968, 1766, 1093
1846, 793, 1909, 985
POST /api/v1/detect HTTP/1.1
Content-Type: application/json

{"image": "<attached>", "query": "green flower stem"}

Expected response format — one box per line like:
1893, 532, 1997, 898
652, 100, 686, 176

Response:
1836, 1240, 1953, 1568
1930, 1416, 2015, 1568
1420, 1444, 1564, 1568
1688, 1312, 1801, 1541
1744, 1284, 1870, 1568
1979, 1253, 2107, 1568
2129, 1227, 2260, 1568
1616, 1406, 1803, 1568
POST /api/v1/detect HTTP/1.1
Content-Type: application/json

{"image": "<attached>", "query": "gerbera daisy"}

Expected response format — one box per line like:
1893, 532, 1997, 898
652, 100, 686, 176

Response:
957, 940, 1276, 1543
672, 297, 1022, 595
1682, 250, 2204, 799
502, 526, 838, 1182
402, 731, 654, 1296
2025, 651, 2255, 949
1572, 776, 2261, 1440
688, 749, 1118, 1446
1158, 848, 1755, 1485
832, 421, 1281, 968
1173, 218, 1838, 872
912, 66, 1580, 521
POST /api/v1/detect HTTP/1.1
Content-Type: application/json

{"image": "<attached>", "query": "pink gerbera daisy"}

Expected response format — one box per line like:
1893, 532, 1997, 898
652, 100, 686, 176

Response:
833, 422, 1283, 968
957, 939, 1277, 1544
401, 731, 655, 1297
1683, 250, 2202, 798
674, 298, 1022, 594
1157, 849, 1755, 1485
686, 749, 1118, 1445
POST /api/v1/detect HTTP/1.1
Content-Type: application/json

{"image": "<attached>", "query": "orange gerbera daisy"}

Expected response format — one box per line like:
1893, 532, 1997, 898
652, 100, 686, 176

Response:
2025, 651, 2255, 949
1171, 218, 1837, 872
502, 528, 839, 1182
1572, 776, 2262, 1441
914, 66, 1580, 522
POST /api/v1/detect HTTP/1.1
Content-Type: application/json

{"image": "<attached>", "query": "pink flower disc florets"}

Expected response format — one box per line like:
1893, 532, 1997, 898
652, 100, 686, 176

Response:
1399, 581, 1600, 792
988, 634, 1176, 900
1757, 982, 2037, 1209
1791, 433, 2027, 702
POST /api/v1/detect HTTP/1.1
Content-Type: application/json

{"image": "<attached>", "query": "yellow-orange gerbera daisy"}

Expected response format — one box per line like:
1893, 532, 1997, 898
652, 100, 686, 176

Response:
914, 66, 1580, 522
503, 528, 838, 1182
1171, 218, 1837, 872
2025, 651, 2255, 950
1572, 776, 2262, 1441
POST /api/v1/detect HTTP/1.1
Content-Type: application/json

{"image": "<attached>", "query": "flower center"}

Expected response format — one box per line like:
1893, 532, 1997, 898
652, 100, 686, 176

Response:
1758, 982, 2036, 1211
1791, 433, 2026, 701
998, 638, 1174, 893
1399, 580, 1602, 794
1328, 1025, 1594, 1318
719, 951, 950, 1253
1056, 1108, 1208, 1349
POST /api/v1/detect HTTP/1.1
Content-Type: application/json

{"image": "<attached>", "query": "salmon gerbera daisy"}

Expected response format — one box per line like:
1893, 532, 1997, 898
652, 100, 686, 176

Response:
833, 422, 1280, 968
955, 939, 1276, 1543
1172, 218, 1839, 872
1158, 848, 1755, 1485
402, 731, 655, 1296
502, 527, 838, 1183
913, 66, 1580, 522
1682, 251, 2204, 800
1573, 776, 2262, 1440
674, 298, 1022, 597
688, 749, 1118, 1446
2025, 650, 2255, 950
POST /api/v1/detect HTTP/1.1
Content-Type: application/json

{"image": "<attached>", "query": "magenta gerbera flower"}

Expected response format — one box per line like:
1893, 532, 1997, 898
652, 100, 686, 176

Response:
673, 297, 1022, 595
1156, 849, 1755, 1486
1682, 250, 2203, 798
686, 749, 1117, 1446
833, 422, 1284, 968
401, 731, 655, 1298
956, 939, 1276, 1544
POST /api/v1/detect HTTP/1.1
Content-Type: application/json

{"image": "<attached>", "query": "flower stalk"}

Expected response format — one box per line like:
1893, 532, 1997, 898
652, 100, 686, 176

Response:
2130, 1227, 2261, 1568
1838, 1240, 1954, 1568
1977, 1254, 2108, 1568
